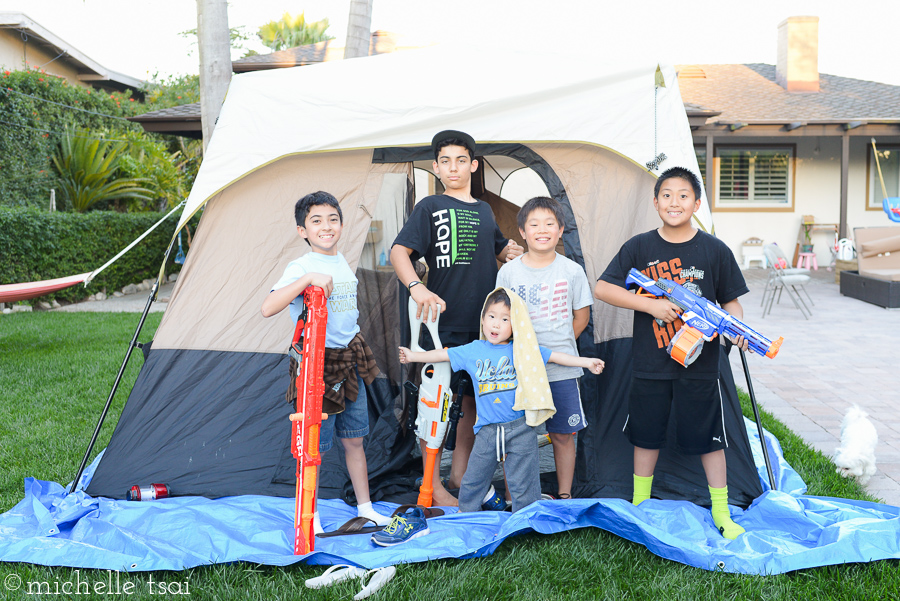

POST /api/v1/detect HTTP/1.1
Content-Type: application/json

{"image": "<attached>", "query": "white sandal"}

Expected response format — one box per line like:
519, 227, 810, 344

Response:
354, 566, 397, 600
304, 564, 367, 589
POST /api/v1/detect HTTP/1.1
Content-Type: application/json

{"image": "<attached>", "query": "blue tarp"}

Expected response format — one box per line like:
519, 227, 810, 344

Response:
1, 418, 898, 575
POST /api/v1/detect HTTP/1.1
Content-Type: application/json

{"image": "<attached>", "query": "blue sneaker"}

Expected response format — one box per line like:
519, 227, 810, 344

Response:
370, 506, 430, 547
481, 485, 508, 511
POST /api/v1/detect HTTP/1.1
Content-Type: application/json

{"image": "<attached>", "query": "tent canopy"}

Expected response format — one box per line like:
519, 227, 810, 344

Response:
179, 45, 709, 232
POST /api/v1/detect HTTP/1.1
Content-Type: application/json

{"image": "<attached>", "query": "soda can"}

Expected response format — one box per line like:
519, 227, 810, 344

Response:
126, 483, 170, 501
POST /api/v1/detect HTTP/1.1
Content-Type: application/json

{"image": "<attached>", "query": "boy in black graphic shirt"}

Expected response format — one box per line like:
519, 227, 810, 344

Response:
595, 167, 750, 539
391, 130, 523, 506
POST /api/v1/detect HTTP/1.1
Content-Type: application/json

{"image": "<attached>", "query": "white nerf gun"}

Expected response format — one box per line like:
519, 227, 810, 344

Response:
408, 297, 453, 507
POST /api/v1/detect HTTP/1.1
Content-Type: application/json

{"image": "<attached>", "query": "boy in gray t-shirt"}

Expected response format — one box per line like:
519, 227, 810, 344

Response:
496, 196, 594, 499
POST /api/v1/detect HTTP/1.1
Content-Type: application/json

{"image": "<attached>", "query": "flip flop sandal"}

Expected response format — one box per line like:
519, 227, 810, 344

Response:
304, 564, 367, 589
316, 516, 382, 538
354, 566, 397, 600
391, 504, 445, 519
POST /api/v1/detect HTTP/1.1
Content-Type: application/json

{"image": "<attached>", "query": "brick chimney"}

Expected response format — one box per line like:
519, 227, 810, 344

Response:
776, 16, 819, 92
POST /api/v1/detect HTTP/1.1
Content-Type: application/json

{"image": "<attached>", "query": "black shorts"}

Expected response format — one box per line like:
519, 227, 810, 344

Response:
419, 329, 478, 398
624, 377, 727, 455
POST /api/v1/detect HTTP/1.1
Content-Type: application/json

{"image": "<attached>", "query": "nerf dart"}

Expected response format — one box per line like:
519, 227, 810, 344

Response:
408, 297, 453, 507
289, 286, 328, 555
625, 268, 783, 367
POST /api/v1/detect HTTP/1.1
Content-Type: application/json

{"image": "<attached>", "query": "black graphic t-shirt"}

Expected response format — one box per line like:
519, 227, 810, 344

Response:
600, 230, 749, 380
393, 194, 508, 332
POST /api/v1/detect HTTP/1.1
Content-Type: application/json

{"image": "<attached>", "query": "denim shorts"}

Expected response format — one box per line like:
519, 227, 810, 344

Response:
319, 371, 369, 453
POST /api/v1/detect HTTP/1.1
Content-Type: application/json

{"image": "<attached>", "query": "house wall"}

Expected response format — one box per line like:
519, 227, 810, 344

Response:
0, 29, 88, 87
707, 136, 899, 269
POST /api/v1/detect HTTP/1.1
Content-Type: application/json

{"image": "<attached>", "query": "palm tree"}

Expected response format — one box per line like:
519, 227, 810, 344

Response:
258, 12, 332, 51
344, 0, 373, 59
51, 131, 153, 212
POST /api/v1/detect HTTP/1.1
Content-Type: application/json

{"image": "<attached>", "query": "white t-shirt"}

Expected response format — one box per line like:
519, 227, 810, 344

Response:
272, 251, 359, 348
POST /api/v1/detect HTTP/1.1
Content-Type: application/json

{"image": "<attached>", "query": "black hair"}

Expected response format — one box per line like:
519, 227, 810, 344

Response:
482, 288, 512, 318
517, 196, 565, 232
294, 191, 343, 245
654, 167, 702, 200
434, 137, 475, 161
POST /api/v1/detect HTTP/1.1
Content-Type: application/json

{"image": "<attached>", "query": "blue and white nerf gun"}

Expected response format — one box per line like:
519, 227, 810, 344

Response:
408, 298, 453, 507
625, 268, 784, 367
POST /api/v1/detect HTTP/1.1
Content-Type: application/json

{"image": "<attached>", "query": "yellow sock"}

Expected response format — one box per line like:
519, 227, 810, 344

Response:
633, 474, 653, 505
709, 486, 745, 540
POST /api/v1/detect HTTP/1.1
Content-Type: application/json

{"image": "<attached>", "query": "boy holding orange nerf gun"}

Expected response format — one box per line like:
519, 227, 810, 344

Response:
262, 191, 390, 538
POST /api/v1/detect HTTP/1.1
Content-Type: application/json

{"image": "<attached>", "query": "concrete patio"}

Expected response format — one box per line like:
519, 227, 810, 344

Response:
729, 266, 900, 506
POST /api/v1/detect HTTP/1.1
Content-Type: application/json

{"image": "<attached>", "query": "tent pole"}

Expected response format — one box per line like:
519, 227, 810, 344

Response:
69, 237, 179, 494
739, 349, 777, 491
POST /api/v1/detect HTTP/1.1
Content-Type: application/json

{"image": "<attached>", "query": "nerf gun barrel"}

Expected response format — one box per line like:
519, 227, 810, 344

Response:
408, 298, 453, 507
625, 268, 783, 366
289, 286, 328, 555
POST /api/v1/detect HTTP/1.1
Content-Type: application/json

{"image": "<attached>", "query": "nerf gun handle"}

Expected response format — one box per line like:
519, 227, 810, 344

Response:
407, 298, 452, 507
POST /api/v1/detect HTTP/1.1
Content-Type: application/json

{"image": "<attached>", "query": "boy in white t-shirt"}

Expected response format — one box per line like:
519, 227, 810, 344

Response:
496, 196, 593, 499
262, 191, 391, 533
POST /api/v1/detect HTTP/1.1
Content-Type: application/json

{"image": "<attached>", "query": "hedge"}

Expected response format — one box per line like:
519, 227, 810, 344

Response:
0, 207, 185, 304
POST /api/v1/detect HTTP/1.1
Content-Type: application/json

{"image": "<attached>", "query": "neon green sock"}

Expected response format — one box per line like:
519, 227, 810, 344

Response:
709, 486, 745, 539
632, 474, 653, 505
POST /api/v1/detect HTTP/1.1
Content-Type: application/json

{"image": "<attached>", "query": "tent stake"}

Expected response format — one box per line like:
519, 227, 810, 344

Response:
739, 349, 776, 491
69, 236, 178, 494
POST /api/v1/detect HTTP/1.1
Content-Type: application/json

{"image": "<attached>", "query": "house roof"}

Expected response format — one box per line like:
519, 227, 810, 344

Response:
135, 59, 900, 140
678, 63, 900, 127
232, 30, 423, 72
129, 102, 201, 138
0, 12, 143, 95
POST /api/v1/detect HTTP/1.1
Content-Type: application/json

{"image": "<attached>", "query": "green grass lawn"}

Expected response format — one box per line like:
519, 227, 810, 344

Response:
0, 312, 896, 600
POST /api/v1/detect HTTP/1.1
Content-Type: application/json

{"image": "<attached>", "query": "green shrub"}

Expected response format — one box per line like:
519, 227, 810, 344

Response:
0, 66, 140, 208
0, 207, 187, 304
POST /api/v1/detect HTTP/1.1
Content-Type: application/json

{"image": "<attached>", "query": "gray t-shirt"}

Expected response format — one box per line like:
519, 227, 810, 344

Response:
497, 254, 593, 381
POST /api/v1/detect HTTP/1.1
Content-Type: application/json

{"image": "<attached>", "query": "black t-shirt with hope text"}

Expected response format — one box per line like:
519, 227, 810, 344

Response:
393, 194, 508, 332
600, 229, 749, 380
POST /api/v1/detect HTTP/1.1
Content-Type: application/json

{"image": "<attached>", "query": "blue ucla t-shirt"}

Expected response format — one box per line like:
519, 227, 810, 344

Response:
447, 340, 552, 434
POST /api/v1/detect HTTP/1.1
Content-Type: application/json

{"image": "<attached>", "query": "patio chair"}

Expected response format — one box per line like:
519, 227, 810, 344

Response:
760, 243, 814, 309
761, 245, 812, 319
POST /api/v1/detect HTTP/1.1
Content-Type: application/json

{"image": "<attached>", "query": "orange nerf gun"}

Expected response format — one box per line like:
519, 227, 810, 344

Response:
408, 297, 453, 507
288, 286, 328, 555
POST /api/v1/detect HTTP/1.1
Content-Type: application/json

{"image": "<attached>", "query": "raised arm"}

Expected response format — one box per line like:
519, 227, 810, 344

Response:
390, 244, 445, 323
261, 272, 333, 318
548, 351, 605, 374
398, 346, 450, 365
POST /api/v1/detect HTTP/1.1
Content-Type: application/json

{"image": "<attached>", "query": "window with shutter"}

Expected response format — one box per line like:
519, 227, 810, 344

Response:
714, 147, 793, 209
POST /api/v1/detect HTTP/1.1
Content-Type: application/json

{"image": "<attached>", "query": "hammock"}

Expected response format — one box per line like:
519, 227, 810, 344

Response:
0, 202, 185, 304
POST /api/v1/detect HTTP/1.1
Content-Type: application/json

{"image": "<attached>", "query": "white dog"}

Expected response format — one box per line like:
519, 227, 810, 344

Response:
833, 405, 878, 485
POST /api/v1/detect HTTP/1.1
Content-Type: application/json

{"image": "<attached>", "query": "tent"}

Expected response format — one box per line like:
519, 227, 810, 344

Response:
85, 45, 763, 508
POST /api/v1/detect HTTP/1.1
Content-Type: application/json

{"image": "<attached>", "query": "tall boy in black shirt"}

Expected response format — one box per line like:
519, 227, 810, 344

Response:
391, 130, 523, 506
594, 167, 750, 539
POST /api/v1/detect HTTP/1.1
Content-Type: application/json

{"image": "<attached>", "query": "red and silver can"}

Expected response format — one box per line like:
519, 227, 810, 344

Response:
126, 483, 169, 501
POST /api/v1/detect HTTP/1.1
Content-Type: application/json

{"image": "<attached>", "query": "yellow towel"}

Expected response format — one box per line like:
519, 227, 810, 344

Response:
480, 287, 556, 427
